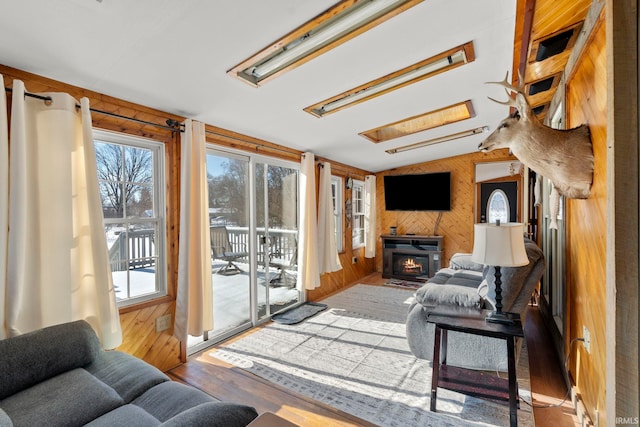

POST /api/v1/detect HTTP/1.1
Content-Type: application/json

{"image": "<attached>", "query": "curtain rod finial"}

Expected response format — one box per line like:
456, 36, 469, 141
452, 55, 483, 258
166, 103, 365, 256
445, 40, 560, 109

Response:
166, 119, 180, 128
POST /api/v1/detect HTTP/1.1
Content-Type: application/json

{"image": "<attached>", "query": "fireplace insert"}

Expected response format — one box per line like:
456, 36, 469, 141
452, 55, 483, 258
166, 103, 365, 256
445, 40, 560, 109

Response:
381, 235, 443, 280
392, 254, 430, 280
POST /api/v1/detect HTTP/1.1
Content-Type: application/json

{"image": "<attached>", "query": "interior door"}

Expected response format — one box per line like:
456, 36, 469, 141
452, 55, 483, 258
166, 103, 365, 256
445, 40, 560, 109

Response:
478, 180, 519, 223
255, 160, 301, 320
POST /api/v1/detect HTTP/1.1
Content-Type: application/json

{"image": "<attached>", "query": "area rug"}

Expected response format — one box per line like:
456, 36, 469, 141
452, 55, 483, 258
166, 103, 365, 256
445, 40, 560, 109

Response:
211, 284, 534, 427
383, 279, 424, 290
272, 302, 328, 324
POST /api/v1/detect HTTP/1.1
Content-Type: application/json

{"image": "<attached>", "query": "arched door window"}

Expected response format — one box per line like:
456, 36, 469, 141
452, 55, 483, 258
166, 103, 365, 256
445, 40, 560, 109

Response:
487, 189, 510, 224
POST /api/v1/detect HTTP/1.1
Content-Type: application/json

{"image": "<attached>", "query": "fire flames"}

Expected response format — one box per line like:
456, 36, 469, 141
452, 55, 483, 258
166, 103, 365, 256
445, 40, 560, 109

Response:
402, 258, 422, 273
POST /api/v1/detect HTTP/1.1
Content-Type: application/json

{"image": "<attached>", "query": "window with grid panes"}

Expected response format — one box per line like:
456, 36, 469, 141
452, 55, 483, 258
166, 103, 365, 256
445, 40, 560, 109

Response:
94, 130, 167, 307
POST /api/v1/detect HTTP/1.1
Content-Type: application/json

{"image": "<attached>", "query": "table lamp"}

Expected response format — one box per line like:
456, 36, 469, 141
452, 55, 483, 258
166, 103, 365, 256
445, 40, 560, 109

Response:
471, 221, 529, 324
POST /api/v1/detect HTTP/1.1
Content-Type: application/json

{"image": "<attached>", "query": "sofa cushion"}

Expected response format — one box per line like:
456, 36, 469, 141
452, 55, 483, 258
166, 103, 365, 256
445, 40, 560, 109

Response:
423, 268, 483, 288
0, 368, 123, 427
416, 282, 483, 308
84, 404, 160, 427
0, 320, 100, 400
448, 253, 485, 272
161, 402, 259, 427
86, 350, 169, 403
133, 381, 217, 422
415, 269, 484, 308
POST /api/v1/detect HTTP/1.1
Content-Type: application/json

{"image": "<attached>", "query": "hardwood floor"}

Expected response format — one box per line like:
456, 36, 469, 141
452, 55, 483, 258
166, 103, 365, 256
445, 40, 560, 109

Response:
525, 306, 579, 426
168, 274, 578, 426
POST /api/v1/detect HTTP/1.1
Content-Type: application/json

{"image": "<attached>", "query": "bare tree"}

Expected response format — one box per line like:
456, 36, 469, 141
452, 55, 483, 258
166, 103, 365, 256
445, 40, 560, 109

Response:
209, 159, 248, 226
206, 158, 298, 228
95, 142, 152, 218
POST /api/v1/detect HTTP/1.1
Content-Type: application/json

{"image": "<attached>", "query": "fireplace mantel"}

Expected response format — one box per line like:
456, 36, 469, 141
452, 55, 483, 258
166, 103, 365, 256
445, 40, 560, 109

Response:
381, 235, 443, 281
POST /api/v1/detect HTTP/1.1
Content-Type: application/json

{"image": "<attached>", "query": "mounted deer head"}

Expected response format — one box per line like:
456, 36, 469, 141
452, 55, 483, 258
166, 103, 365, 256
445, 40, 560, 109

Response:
478, 72, 593, 199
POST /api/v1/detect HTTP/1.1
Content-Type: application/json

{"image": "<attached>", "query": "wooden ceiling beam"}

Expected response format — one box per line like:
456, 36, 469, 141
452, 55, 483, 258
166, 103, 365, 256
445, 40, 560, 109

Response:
518, 0, 537, 82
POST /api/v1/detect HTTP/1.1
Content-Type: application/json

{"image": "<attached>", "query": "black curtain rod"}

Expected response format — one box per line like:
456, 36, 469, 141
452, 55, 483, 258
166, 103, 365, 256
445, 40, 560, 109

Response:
4, 87, 303, 157
314, 160, 368, 178
5, 87, 180, 132
204, 129, 301, 157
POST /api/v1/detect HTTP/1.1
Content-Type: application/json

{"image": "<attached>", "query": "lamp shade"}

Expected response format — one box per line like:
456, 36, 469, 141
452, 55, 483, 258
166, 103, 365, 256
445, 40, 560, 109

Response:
471, 222, 529, 267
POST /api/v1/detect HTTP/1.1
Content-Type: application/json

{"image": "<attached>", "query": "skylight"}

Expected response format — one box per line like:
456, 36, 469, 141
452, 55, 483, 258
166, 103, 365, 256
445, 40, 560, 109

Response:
360, 100, 476, 143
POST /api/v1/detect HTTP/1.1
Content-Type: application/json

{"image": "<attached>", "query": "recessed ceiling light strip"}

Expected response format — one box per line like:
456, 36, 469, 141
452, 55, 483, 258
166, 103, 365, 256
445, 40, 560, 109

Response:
323, 51, 465, 115
251, 0, 405, 79
228, 0, 423, 86
386, 126, 489, 154
304, 41, 475, 117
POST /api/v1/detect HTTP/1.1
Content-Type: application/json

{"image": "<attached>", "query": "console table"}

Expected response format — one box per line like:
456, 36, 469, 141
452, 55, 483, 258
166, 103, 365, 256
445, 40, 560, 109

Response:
427, 307, 524, 427
381, 235, 443, 280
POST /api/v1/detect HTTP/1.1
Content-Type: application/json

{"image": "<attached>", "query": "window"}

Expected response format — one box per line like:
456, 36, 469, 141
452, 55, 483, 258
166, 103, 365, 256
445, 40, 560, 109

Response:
487, 189, 510, 224
94, 130, 166, 307
331, 176, 343, 252
352, 180, 365, 249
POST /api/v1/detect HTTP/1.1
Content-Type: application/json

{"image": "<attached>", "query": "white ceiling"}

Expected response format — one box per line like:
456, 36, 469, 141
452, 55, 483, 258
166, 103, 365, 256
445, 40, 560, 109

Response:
0, 0, 516, 172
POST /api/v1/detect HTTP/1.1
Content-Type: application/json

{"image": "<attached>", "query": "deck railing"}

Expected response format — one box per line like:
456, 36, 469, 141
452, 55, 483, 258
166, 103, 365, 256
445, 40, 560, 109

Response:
225, 226, 297, 266
108, 229, 156, 271
108, 226, 297, 271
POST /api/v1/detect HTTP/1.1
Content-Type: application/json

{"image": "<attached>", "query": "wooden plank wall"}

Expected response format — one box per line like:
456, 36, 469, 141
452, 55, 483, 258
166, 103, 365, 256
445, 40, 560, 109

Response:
0, 64, 376, 370
565, 13, 607, 422
374, 149, 520, 272
307, 167, 377, 301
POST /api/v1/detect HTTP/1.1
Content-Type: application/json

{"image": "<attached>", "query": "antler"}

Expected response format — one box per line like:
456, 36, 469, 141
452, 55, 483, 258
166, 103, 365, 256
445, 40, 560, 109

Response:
486, 71, 525, 106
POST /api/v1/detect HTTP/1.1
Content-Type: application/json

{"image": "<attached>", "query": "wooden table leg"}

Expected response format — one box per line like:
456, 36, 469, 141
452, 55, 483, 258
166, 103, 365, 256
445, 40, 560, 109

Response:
441, 328, 448, 365
507, 335, 518, 427
430, 325, 442, 412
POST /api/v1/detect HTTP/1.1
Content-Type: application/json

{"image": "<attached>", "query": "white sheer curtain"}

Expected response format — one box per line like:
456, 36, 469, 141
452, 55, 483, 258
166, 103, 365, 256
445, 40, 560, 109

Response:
297, 152, 320, 290
174, 119, 213, 343
4, 80, 122, 348
0, 76, 8, 339
317, 162, 342, 275
364, 175, 377, 258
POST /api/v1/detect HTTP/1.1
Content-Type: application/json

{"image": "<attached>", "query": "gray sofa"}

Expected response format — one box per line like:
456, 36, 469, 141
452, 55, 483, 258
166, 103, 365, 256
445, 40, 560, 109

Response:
406, 238, 544, 371
0, 320, 258, 427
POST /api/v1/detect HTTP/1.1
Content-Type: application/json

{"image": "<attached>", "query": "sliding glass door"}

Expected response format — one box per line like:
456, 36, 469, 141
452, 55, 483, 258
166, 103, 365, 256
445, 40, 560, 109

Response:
188, 150, 252, 352
255, 160, 301, 320
187, 150, 301, 353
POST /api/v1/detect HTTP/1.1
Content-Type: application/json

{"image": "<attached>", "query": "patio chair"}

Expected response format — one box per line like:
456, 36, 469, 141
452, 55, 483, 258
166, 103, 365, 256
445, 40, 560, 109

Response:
268, 238, 297, 288
210, 226, 249, 275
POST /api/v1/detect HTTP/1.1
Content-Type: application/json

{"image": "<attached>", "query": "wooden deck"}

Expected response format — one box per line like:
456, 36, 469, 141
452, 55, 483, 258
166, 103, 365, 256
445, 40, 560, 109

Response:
168, 274, 579, 427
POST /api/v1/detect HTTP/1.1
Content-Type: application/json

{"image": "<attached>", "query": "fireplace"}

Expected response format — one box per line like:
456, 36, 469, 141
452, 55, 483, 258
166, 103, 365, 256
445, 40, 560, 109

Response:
381, 235, 443, 281
393, 254, 430, 279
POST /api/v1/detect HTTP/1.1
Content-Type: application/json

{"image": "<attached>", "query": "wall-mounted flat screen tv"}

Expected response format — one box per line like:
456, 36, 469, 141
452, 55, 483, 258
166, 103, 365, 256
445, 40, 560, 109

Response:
384, 172, 451, 211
